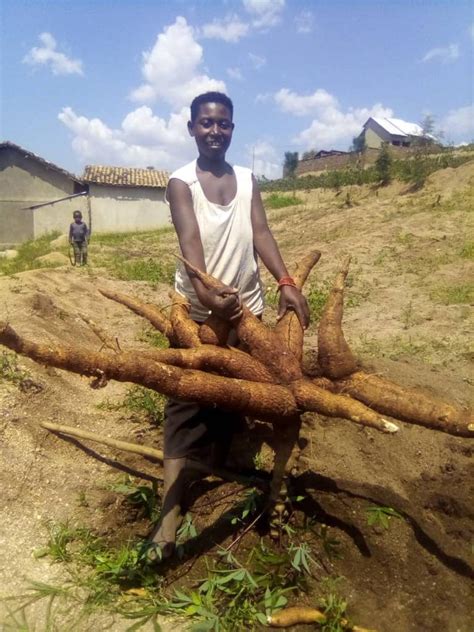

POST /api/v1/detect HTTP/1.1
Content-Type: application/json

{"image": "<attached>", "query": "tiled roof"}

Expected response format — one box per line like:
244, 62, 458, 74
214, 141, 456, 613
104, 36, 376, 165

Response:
0, 141, 84, 184
83, 165, 169, 188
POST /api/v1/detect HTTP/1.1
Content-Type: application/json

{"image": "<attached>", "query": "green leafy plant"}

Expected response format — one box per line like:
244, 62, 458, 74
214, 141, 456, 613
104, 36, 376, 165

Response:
111, 475, 160, 522
307, 283, 330, 322
123, 385, 166, 425
366, 505, 403, 529
0, 351, 30, 386
230, 488, 260, 526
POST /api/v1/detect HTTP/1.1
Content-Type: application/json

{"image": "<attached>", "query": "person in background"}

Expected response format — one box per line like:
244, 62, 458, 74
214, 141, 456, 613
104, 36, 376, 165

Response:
147, 91, 310, 561
69, 210, 90, 266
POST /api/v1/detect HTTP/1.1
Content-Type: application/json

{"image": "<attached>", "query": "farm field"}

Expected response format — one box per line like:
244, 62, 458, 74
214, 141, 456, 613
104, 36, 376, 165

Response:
0, 161, 473, 631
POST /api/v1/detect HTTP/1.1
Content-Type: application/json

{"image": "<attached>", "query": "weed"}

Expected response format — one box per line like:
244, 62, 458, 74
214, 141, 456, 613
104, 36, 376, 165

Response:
230, 488, 260, 526
0, 231, 61, 276
264, 286, 279, 309
264, 193, 303, 209
252, 451, 265, 471
97, 385, 166, 425
317, 524, 343, 561
0, 351, 30, 386
366, 505, 403, 529
400, 301, 415, 329
111, 475, 160, 522
431, 283, 474, 305
137, 327, 169, 348
460, 241, 474, 260
123, 385, 166, 425
109, 257, 175, 285
307, 282, 330, 322
288, 542, 317, 574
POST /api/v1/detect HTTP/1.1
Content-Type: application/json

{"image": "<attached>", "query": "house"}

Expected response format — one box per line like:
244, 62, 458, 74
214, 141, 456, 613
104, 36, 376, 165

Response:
359, 117, 430, 149
295, 149, 351, 176
82, 165, 170, 234
0, 141, 87, 245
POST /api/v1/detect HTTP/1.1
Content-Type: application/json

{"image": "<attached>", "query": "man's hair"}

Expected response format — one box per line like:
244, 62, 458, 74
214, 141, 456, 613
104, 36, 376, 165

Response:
73, 210, 82, 217
190, 92, 233, 123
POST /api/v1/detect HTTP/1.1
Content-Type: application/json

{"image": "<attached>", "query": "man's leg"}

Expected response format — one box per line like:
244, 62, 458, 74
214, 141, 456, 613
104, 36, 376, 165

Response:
73, 242, 81, 265
81, 241, 88, 265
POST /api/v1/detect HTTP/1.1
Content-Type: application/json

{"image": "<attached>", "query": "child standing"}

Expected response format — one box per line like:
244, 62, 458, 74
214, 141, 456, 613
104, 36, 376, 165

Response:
148, 92, 309, 559
69, 210, 89, 266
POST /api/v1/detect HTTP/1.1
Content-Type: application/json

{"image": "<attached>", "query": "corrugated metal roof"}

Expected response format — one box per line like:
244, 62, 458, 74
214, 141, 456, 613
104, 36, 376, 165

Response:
370, 118, 424, 137
83, 165, 169, 188
0, 141, 84, 184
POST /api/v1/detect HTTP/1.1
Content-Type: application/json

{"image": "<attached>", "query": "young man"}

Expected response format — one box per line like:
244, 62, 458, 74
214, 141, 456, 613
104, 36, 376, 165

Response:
69, 210, 90, 266
148, 91, 309, 560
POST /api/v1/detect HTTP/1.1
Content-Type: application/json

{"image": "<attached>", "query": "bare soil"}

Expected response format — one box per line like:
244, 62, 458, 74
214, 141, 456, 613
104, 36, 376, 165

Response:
0, 163, 473, 631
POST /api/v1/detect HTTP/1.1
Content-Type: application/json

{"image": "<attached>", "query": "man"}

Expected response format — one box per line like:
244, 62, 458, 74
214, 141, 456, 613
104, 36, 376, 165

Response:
148, 92, 309, 560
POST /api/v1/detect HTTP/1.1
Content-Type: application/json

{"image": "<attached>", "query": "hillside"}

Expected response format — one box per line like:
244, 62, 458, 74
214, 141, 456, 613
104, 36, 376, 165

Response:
0, 162, 473, 631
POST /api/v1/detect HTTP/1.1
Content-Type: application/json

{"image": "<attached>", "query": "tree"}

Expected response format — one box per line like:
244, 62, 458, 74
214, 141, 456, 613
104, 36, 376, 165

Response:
283, 151, 299, 178
351, 134, 366, 153
375, 143, 392, 185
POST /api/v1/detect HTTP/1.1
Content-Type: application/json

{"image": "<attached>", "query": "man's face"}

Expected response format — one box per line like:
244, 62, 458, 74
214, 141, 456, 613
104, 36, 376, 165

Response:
188, 102, 234, 160
73, 214, 81, 222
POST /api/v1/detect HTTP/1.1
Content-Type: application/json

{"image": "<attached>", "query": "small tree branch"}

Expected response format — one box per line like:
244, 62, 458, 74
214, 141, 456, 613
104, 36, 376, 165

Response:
41, 420, 164, 462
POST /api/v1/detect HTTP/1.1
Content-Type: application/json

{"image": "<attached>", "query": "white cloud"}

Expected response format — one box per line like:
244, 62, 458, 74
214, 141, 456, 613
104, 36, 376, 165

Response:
275, 88, 338, 116
227, 67, 243, 80
130, 17, 226, 108
248, 140, 282, 179
23, 32, 83, 76
441, 105, 474, 142
295, 10, 314, 34
248, 52, 266, 69
243, 0, 285, 29
421, 43, 460, 63
201, 14, 249, 42
58, 105, 195, 170
274, 88, 393, 149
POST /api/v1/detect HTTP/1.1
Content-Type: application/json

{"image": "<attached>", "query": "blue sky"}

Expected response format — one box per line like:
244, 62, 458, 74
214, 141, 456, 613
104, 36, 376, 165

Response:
1, 0, 473, 178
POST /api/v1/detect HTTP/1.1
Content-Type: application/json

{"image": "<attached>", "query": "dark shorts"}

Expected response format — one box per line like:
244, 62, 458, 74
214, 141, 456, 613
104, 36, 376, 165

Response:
163, 397, 243, 461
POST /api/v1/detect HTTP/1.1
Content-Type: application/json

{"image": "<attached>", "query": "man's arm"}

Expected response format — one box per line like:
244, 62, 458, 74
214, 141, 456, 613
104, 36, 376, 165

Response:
250, 175, 310, 329
68, 224, 73, 243
167, 178, 242, 321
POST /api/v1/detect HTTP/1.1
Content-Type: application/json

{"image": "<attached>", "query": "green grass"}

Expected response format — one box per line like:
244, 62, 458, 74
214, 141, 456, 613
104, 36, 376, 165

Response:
0, 231, 61, 275
307, 283, 330, 322
460, 241, 474, 260
108, 256, 175, 285
431, 283, 474, 305
264, 193, 303, 209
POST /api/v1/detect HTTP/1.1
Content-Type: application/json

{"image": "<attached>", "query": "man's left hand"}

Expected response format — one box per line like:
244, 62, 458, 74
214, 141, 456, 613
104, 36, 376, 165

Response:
277, 285, 310, 330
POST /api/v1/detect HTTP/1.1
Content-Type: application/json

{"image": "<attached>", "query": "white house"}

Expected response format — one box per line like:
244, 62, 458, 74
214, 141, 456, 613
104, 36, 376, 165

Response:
360, 117, 430, 149
82, 165, 170, 234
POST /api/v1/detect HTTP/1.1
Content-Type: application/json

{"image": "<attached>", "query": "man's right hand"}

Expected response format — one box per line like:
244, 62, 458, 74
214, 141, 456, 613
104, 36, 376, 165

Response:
199, 286, 243, 322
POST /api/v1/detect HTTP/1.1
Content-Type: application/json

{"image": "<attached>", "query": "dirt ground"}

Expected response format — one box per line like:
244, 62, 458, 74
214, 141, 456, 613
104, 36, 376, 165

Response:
0, 163, 473, 631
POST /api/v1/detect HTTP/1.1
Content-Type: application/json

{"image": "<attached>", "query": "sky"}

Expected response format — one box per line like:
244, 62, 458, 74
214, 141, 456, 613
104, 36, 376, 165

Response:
1, 0, 473, 179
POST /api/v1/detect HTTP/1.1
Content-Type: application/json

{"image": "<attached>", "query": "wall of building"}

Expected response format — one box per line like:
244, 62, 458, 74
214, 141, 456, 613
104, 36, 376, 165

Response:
88, 185, 171, 233
0, 148, 86, 244
34, 196, 88, 239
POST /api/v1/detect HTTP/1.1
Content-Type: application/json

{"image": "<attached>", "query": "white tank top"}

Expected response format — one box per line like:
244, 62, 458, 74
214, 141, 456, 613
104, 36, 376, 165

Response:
167, 160, 264, 322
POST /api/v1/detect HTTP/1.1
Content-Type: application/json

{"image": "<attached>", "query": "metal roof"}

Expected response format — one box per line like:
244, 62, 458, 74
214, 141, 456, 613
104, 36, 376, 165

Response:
83, 165, 169, 188
0, 141, 84, 184
369, 118, 425, 138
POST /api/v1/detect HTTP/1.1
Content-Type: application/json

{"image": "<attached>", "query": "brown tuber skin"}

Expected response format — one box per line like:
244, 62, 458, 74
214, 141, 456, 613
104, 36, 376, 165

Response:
0, 252, 472, 532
